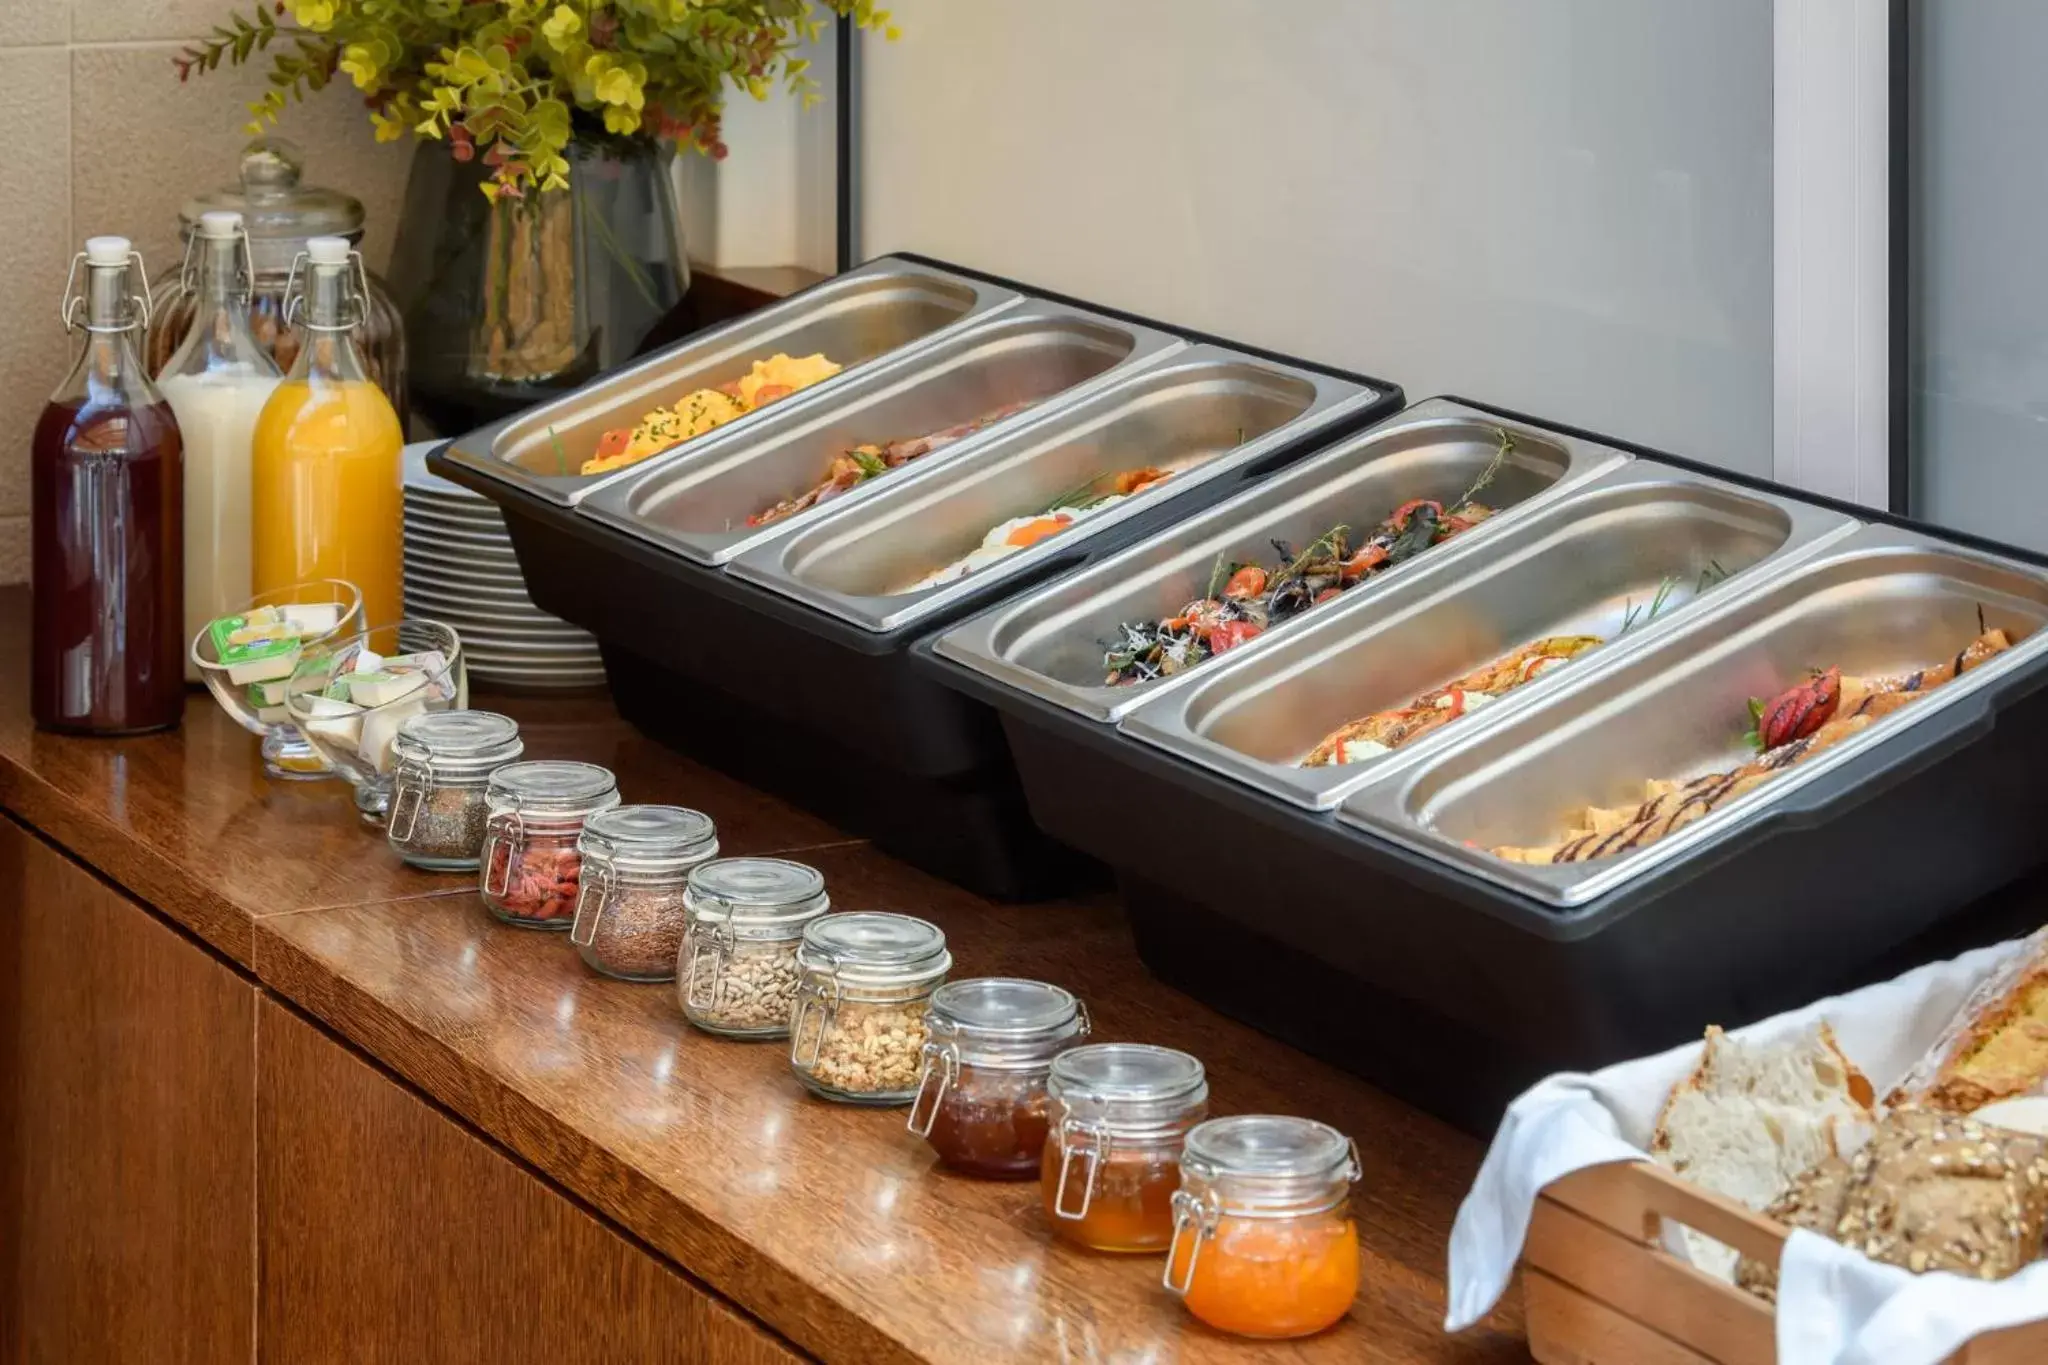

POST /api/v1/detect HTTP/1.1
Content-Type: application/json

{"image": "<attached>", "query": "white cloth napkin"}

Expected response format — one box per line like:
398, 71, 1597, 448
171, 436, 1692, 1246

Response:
1443, 936, 2037, 1365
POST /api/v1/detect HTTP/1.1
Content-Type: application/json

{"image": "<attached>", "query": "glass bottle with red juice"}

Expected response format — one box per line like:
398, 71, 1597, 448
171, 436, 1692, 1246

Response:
31, 236, 185, 734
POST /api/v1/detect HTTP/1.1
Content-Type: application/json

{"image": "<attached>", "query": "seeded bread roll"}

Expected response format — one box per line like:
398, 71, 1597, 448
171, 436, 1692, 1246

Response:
1735, 1154, 1855, 1302
1833, 1110, 2048, 1280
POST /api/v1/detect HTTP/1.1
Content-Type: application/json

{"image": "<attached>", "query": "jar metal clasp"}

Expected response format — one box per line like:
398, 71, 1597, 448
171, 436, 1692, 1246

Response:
1051, 1113, 1109, 1221
1163, 1186, 1223, 1295
681, 919, 737, 1010
567, 856, 614, 947
788, 956, 843, 1070
480, 810, 526, 898
905, 1038, 961, 1138
386, 756, 431, 843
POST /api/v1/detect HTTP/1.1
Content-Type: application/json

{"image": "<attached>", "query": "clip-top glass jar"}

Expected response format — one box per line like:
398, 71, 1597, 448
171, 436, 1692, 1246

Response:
907, 979, 1090, 1179
680, 858, 830, 1038
1164, 1115, 1362, 1339
1041, 1044, 1209, 1252
385, 711, 523, 871
567, 805, 717, 982
479, 761, 619, 929
789, 913, 951, 1105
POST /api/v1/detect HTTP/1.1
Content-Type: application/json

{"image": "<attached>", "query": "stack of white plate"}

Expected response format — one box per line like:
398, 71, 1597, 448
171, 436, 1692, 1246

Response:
402, 442, 606, 690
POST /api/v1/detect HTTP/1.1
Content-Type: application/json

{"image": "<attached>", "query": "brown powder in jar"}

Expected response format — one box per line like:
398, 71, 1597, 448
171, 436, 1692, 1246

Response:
392, 785, 490, 862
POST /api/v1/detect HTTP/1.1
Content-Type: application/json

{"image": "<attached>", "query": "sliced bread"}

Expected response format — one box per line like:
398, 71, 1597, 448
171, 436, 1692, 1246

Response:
1652, 1023, 1876, 1282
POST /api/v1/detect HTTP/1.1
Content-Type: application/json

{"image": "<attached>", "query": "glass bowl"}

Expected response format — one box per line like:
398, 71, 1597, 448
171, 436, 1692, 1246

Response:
189, 578, 365, 781
284, 619, 468, 825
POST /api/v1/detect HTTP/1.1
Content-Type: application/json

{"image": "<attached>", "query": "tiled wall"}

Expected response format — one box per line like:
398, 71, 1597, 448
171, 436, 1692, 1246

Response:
0, 0, 413, 584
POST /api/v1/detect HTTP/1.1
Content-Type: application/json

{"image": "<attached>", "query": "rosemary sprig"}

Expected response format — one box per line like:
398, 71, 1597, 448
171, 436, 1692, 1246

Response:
1273, 524, 1351, 588
1204, 553, 1232, 602
1447, 426, 1515, 512
1620, 574, 1682, 634
548, 426, 571, 475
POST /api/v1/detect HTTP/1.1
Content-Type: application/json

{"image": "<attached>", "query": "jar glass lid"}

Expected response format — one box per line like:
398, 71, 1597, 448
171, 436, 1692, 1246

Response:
582, 805, 716, 863
1182, 1115, 1353, 1181
486, 760, 618, 814
393, 710, 521, 765
929, 978, 1079, 1035
180, 136, 364, 242
1048, 1043, 1207, 1108
686, 857, 828, 923
796, 912, 951, 984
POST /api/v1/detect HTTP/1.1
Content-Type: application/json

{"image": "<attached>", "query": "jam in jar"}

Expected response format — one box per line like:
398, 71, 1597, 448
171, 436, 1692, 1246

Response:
1164, 1114, 1362, 1338
907, 978, 1089, 1179
1040, 1043, 1207, 1252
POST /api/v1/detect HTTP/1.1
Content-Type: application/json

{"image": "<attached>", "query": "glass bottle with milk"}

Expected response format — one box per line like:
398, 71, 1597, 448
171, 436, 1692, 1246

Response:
156, 209, 282, 676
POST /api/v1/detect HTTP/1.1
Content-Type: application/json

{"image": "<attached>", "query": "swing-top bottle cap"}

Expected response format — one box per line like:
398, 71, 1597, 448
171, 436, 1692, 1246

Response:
306, 236, 350, 267
197, 211, 244, 239
84, 235, 131, 267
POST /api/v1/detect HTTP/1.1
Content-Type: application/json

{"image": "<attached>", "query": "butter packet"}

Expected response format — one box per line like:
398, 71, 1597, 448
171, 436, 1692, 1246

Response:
209, 608, 303, 685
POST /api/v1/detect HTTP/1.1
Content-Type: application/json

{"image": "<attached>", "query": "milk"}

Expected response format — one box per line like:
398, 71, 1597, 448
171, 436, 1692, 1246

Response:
161, 367, 280, 676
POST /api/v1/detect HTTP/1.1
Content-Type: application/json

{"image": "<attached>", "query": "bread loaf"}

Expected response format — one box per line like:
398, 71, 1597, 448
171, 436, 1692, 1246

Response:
1832, 1110, 2048, 1280
1735, 1154, 1855, 1302
1891, 939, 2048, 1114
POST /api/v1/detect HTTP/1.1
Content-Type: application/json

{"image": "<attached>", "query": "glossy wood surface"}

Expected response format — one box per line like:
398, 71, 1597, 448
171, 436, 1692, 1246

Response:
0, 586, 1527, 1363
0, 590, 846, 965
0, 817, 255, 1364
258, 996, 803, 1365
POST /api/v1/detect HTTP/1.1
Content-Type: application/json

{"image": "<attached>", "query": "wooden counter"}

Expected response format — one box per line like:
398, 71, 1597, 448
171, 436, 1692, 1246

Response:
0, 587, 1528, 1363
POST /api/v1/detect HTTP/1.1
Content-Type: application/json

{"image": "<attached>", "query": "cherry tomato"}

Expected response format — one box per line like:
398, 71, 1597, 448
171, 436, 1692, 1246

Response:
1389, 499, 1442, 530
1340, 545, 1389, 581
1208, 621, 1264, 654
1222, 565, 1268, 599
1313, 587, 1344, 604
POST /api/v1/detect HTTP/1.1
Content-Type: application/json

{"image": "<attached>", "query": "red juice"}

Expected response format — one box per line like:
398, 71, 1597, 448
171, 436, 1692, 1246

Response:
30, 393, 185, 734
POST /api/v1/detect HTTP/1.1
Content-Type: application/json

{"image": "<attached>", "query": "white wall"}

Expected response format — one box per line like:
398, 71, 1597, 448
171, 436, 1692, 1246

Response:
859, 0, 1775, 475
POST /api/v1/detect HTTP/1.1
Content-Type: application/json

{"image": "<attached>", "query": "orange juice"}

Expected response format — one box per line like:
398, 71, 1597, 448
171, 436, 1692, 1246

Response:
250, 376, 403, 627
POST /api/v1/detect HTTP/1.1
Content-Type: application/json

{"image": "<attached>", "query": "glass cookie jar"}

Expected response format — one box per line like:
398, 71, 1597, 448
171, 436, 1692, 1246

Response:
148, 137, 407, 424
385, 711, 523, 871
1164, 1115, 1362, 1339
1041, 1043, 1209, 1252
679, 858, 830, 1038
479, 761, 620, 929
789, 913, 951, 1105
907, 979, 1090, 1179
567, 805, 718, 982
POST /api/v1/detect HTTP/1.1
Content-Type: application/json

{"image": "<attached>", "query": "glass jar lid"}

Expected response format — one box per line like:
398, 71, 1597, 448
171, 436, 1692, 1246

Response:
685, 857, 829, 934
180, 137, 364, 244
485, 760, 619, 819
1179, 1115, 1360, 1214
392, 710, 522, 774
580, 804, 717, 870
928, 978, 1087, 1066
796, 912, 950, 990
1048, 1043, 1208, 1132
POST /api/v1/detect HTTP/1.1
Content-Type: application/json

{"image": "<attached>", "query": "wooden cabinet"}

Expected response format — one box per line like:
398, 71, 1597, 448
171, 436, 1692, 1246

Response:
256, 999, 801, 1365
0, 816, 257, 1365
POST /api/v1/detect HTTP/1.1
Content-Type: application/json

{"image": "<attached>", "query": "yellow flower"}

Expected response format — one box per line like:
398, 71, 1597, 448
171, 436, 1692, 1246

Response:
338, 41, 379, 89
541, 4, 582, 46
602, 104, 642, 135
290, 0, 337, 28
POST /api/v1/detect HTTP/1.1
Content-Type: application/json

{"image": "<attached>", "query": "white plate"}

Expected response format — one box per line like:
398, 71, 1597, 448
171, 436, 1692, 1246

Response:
403, 526, 516, 552
404, 582, 542, 607
403, 508, 506, 534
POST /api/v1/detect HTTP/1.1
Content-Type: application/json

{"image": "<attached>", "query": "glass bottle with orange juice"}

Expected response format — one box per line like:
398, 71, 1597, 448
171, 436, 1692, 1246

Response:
250, 236, 402, 626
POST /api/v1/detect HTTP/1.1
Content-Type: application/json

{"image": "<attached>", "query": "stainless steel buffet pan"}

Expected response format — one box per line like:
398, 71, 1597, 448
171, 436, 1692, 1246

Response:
437, 256, 1022, 506
1119, 461, 1859, 810
577, 299, 1183, 565
1339, 525, 2048, 907
927, 398, 1630, 721
723, 346, 1385, 632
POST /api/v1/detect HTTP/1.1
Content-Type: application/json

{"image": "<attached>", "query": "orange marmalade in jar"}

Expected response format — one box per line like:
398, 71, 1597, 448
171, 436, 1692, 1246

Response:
1040, 1044, 1207, 1252
1164, 1115, 1362, 1338
908, 978, 1090, 1179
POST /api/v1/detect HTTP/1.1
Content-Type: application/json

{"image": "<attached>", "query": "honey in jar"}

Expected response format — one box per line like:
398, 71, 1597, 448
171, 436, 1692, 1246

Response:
908, 978, 1089, 1179
1164, 1114, 1363, 1338
1040, 1043, 1208, 1252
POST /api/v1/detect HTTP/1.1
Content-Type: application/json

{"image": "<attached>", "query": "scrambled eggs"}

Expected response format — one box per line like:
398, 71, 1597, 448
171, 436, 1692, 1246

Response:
582, 353, 840, 476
